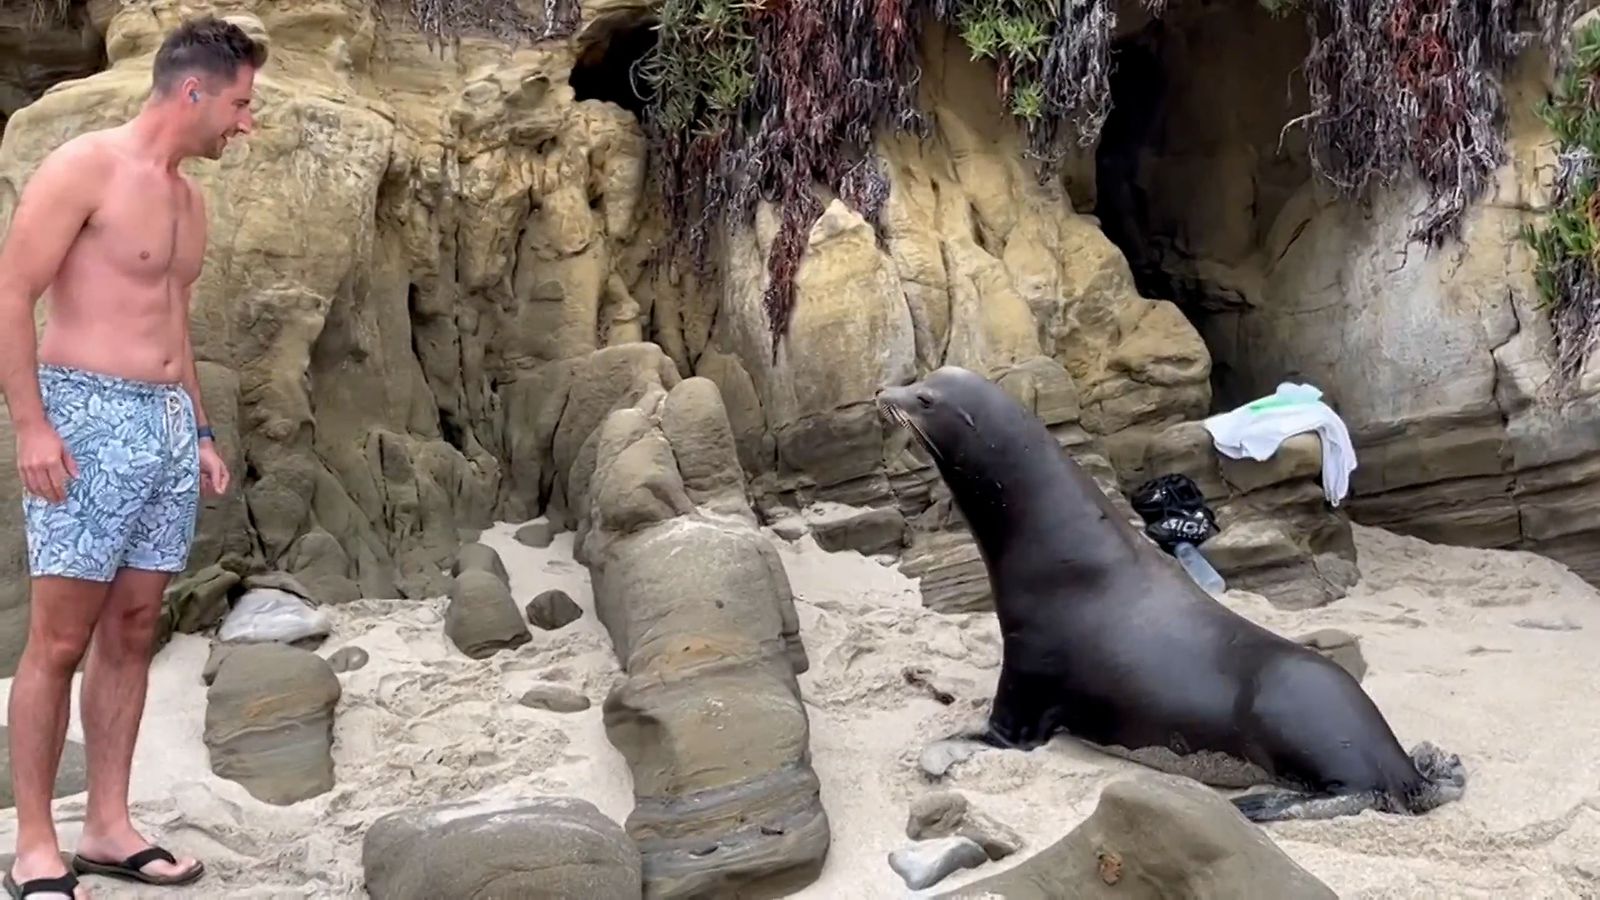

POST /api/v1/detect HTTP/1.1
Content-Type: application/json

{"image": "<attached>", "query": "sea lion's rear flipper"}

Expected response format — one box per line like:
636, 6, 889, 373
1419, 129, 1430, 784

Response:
1230, 789, 1385, 822
1403, 740, 1468, 812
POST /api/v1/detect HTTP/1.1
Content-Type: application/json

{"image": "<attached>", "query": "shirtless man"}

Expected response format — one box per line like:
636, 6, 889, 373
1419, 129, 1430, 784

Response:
0, 16, 266, 900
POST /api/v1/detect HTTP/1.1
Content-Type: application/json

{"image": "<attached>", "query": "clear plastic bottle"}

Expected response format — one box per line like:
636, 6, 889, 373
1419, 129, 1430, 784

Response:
1174, 541, 1226, 594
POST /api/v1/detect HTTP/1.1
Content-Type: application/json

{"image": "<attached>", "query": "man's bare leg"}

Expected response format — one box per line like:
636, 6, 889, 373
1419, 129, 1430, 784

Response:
73, 566, 198, 881
9, 576, 107, 899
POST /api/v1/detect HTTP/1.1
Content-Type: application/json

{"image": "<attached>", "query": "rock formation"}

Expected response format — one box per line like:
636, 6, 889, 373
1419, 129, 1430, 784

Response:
0, 0, 1590, 688
203, 641, 341, 805
935, 772, 1337, 899
0, 0, 1323, 673
362, 796, 642, 900
444, 542, 531, 658
1095, 0, 1600, 587
568, 345, 830, 897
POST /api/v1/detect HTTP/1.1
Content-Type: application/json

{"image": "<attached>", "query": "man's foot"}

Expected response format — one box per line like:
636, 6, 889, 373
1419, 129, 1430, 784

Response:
71, 827, 201, 886
5, 852, 88, 899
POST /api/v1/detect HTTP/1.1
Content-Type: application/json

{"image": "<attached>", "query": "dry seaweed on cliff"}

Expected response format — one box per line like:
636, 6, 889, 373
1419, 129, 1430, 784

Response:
638, 0, 930, 358
1289, 0, 1576, 247
398, 0, 578, 49
5, 0, 80, 28
638, 0, 1156, 354
1522, 15, 1600, 388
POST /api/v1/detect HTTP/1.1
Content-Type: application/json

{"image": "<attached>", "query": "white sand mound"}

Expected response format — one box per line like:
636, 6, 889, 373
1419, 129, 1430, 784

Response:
0, 521, 1594, 898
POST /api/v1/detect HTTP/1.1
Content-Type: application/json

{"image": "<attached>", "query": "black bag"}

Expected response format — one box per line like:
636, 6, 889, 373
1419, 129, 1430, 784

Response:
1130, 473, 1218, 552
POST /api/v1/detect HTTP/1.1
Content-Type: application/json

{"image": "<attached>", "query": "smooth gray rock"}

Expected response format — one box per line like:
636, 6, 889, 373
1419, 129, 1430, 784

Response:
204, 643, 340, 805
525, 589, 583, 631
0, 727, 85, 810
889, 836, 989, 890
328, 645, 371, 674
907, 791, 1023, 860
445, 570, 530, 659
519, 684, 591, 713
452, 542, 510, 585
935, 772, 1337, 899
362, 796, 641, 900
515, 520, 555, 549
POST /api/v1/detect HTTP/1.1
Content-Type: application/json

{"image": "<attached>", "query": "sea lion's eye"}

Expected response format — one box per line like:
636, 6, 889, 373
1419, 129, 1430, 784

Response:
918, 394, 932, 408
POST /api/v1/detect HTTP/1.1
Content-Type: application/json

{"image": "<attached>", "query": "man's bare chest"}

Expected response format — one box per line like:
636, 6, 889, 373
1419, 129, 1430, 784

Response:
86, 173, 205, 285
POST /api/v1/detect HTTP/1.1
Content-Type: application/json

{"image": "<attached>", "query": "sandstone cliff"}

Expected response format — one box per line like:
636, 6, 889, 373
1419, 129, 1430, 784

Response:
0, 0, 1591, 688
0, 0, 1246, 643
1096, 0, 1600, 584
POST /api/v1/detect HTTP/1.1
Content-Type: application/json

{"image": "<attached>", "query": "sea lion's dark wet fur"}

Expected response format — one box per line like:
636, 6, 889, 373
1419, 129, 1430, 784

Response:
876, 366, 1467, 822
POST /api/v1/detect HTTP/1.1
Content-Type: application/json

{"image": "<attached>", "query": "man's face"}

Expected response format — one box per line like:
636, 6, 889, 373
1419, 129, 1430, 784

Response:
187, 67, 256, 159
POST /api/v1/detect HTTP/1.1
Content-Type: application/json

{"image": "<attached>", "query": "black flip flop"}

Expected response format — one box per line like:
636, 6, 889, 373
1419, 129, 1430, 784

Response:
70, 846, 204, 886
3, 870, 79, 899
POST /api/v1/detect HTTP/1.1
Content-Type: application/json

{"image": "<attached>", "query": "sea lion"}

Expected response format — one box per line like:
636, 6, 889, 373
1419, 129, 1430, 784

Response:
875, 365, 1466, 822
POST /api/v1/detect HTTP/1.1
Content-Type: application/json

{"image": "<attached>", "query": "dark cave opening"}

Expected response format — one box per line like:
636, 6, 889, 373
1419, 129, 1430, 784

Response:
1094, 26, 1170, 306
1091, 1, 1315, 413
568, 14, 659, 117
0, 7, 108, 141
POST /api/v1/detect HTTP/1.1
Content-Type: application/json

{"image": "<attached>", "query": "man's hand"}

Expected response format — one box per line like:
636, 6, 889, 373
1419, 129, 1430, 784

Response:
199, 440, 229, 497
16, 419, 77, 504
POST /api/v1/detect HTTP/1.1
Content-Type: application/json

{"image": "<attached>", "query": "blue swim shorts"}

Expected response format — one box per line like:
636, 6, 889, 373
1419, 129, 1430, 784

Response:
21, 364, 201, 582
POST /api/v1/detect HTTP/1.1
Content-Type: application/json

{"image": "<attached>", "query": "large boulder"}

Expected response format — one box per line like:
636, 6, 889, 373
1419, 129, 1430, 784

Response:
573, 352, 829, 898
203, 642, 340, 805
936, 772, 1337, 899
362, 796, 641, 900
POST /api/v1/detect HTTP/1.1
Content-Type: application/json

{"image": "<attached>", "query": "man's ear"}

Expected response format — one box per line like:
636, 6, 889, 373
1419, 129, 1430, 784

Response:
181, 75, 202, 104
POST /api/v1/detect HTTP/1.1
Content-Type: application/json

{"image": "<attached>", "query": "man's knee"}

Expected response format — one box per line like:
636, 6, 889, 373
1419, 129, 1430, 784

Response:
99, 569, 169, 655
23, 629, 92, 676
22, 580, 104, 675
105, 597, 163, 646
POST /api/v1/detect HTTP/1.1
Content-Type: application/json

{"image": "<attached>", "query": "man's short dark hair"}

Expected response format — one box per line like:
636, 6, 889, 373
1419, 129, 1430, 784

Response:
151, 15, 268, 95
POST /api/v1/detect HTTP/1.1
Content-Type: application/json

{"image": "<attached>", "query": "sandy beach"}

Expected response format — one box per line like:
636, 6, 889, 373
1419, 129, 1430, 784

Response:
1, 519, 1597, 898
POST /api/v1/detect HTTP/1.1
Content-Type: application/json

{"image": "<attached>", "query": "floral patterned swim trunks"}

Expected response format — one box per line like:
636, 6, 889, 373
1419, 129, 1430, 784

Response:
21, 364, 201, 582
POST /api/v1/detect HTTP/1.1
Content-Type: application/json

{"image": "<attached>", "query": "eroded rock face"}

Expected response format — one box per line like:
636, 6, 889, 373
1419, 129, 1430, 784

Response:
573, 347, 829, 898
1096, 1, 1600, 587
0, 0, 650, 632
0, 0, 1238, 667
656, 20, 1215, 553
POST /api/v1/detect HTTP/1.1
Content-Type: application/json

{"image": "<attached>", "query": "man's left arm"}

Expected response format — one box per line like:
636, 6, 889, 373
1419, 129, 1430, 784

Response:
180, 179, 212, 442
179, 289, 210, 439
181, 179, 225, 496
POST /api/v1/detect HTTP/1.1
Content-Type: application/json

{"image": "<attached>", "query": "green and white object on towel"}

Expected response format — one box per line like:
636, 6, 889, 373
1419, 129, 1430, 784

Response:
1202, 382, 1357, 507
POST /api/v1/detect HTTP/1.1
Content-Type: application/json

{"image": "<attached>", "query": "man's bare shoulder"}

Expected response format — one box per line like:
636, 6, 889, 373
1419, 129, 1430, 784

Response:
27, 129, 118, 195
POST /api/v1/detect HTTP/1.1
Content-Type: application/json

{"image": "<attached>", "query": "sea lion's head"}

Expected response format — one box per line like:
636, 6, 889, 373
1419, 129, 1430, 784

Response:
874, 365, 1022, 471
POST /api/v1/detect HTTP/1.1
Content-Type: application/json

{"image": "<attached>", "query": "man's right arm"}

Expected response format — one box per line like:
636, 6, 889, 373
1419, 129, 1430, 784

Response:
0, 138, 104, 500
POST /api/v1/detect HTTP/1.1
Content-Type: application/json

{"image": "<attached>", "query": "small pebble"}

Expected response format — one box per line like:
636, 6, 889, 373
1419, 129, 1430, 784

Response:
919, 739, 982, 778
887, 835, 988, 889
519, 684, 591, 713
515, 520, 554, 549
526, 589, 583, 631
328, 646, 370, 674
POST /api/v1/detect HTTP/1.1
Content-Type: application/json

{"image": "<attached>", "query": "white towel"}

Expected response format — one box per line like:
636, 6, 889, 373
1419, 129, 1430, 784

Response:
1201, 382, 1357, 506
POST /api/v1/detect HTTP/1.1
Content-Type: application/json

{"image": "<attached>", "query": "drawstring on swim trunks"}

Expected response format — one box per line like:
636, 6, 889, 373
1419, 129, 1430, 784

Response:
164, 392, 184, 456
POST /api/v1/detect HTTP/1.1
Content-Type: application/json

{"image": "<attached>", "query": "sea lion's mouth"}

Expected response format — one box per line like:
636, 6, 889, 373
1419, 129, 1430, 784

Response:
875, 392, 941, 465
